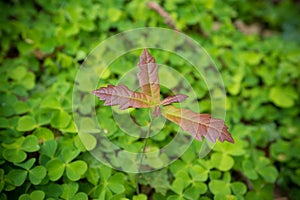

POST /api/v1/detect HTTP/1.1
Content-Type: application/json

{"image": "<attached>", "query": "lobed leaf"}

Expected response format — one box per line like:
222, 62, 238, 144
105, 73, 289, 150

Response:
19, 190, 45, 200
22, 135, 40, 152
137, 49, 160, 103
17, 115, 36, 131
211, 152, 234, 171
46, 159, 65, 181
15, 158, 35, 170
6, 169, 27, 187
93, 84, 154, 109
66, 160, 88, 181
3, 149, 27, 163
30, 190, 45, 200
93, 49, 233, 144
161, 106, 234, 143
29, 166, 47, 185
61, 182, 78, 199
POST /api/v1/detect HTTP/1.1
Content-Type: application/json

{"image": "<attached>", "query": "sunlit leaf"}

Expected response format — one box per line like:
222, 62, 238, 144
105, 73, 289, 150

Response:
162, 106, 234, 143
66, 160, 88, 181
137, 49, 160, 103
6, 169, 27, 186
29, 166, 47, 185
46, 159, 65, 181
17, 115, 36, 131
3, 149, 27, 163
93, 84, 154, 109
93, 49, 234, 144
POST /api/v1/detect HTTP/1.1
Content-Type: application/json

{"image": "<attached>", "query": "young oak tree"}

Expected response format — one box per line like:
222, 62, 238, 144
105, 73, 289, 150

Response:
92, 49, 234, 143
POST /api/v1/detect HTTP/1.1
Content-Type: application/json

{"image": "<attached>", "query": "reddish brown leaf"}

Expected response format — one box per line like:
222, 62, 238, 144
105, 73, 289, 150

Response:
92, 85, 154, 110
138, 49, 160, 103
152, 106, 161, 118
160, 94, 188, 106
93, 49, 234, 145
161, 105, 234, 143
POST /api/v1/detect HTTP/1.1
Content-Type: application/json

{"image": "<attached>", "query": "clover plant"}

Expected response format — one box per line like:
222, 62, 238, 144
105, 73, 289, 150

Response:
0, 0, 299, 199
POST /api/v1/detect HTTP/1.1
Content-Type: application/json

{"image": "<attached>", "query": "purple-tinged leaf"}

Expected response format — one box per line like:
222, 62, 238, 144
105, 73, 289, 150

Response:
137, 49, 160, 103
93, 49, 234, 145
92, 85, 154, 110
161, 94, 188, 106
162, 105, 234, 143
152, 106, 161, 117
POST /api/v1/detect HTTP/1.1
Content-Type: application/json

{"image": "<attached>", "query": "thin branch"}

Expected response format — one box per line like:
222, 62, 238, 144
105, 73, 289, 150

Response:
136, 112, 154, 194
139, 120, 153, 167
147, 1, 178, 31
236, 171, 253, 190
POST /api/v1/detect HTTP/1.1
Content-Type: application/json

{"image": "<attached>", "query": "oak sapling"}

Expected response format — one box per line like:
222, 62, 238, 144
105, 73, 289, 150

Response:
93, 49, 234, 143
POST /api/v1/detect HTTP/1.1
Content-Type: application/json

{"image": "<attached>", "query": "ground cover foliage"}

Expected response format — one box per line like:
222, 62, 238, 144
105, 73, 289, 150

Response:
0, 0, 300, 199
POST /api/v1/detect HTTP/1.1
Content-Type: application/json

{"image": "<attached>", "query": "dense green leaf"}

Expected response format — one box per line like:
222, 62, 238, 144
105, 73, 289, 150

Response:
231, 182, 247, 195
6, 170, 27, 187
15, 158, 35, 170
30, 190, 45, 200
21, 135, 40, 152
19, 190, 45, 200
107, 182, 125, 194
171, 171, 191, 194
21, 73, 35, 90
33, 127, 54, 141
211, 152, 234, 171
60, 182, 78, 199
29, 166, 47, 185
41, 96, 61, 109
183, 182, 207, 200
37, 183, 63, 199
3, 149, 27, 163
269, 86, 298, 108
189, 165, 209, 182
40, 139, 57, 158
209, 180, 231, 196
50, 110, 71, 129
78, 132, 97, 151
133, 194, 148, 200
257, 165, 278, 183
0, 1, 299, 199
86, 167, 100, 185
99, 165, 112, 181
14, 101, 30, 114
61, 148, 80, 163
242, 51, 262, 65
65, 160, 87, 181
242, 160, 258, 180
73, 192, 88, 200
46, 159, 65, 181
17, 116, 36, 131
8, 66, 27, 81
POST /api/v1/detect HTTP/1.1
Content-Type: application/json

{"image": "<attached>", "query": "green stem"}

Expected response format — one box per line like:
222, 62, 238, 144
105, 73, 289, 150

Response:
136, 112, 154, 194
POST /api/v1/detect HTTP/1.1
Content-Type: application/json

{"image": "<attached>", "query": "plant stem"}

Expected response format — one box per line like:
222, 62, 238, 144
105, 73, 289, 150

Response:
140, 120, 152, 167
136, 112, 154, 194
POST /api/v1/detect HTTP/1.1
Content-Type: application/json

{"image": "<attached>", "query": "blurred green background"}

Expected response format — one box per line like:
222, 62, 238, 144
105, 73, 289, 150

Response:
0, 0, 300, 199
